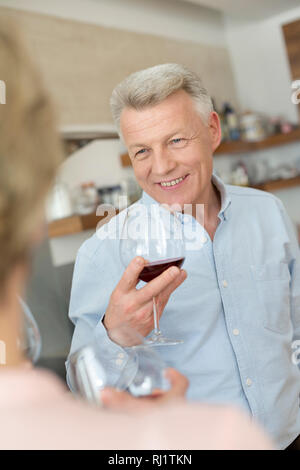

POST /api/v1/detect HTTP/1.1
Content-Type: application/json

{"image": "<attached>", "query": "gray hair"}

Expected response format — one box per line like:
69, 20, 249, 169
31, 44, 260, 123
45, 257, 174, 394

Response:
110, 63, 213, 135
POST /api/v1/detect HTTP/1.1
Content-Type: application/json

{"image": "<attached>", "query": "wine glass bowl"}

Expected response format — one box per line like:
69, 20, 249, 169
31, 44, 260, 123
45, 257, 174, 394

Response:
19, 298, 42, 364
116, 345, 169, 397
120, 203, 185, 346
138, 257, 185, 283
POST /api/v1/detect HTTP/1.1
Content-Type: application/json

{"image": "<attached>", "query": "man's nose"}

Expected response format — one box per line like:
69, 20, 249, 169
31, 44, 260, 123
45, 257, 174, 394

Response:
151, 148, 176, 176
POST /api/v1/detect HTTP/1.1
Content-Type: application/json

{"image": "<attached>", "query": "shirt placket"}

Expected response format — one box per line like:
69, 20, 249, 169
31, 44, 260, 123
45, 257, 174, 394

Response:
211, 216, 262, 419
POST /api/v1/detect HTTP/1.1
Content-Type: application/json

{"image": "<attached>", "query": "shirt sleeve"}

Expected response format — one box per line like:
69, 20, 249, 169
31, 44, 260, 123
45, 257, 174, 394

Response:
65, 243, 131, 392
276, 199, 300, 339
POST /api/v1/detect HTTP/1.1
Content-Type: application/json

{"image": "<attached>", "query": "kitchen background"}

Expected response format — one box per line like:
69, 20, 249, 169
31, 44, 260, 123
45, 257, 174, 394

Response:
1, 0, 300, 379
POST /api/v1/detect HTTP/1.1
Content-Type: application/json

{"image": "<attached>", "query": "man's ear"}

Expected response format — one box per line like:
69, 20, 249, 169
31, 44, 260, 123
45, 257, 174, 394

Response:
208, 111, 222, 153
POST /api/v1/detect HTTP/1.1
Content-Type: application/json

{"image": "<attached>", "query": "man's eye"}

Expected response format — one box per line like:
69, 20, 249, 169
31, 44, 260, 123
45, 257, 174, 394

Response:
135, 148, 148, 157
170, 138, 186, 146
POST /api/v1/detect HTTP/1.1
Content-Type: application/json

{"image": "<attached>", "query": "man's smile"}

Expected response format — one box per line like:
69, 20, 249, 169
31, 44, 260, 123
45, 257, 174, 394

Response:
157, 173, 189, 190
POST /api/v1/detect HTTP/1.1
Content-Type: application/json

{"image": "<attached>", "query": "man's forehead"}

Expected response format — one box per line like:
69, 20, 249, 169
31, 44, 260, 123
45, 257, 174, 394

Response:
120, 101, 194, 147
123, 120, 186, 150
128, 130, 186, 150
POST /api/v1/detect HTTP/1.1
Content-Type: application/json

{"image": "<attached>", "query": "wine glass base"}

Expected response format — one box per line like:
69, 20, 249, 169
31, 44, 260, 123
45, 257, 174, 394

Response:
145, 335, 184, 347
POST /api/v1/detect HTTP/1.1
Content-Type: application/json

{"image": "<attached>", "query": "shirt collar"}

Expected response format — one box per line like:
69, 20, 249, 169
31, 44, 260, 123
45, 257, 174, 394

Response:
211, 171, 231, 221
140, 170, 232, 221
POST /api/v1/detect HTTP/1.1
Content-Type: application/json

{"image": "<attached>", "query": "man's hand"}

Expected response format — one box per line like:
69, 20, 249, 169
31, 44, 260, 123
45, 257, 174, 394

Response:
103, 257, 187, 338
100, 368, 188, 411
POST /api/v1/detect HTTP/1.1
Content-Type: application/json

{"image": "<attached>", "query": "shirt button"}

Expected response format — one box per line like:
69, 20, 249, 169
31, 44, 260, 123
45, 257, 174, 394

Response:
222, 280, 228, 288
201, 235, 208, 244
115, 359, 123, 366
246, 378, 252, 387
117, 353, 125, 359
233, 329, 240, 336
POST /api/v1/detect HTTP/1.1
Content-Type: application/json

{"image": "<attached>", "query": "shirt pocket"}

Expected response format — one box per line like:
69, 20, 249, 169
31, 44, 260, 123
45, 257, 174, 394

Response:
251, 262, 291, 334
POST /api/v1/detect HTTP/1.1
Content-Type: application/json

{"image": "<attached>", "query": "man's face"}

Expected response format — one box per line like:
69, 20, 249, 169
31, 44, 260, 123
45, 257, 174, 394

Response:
120, 89, 221, 208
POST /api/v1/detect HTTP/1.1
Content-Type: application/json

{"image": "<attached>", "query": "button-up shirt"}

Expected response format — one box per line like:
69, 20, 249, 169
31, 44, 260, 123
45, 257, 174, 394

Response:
66, 172, 300, 449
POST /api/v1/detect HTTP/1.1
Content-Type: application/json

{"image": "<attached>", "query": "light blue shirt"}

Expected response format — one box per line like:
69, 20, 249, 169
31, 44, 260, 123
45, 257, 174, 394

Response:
66, 172, 300, 449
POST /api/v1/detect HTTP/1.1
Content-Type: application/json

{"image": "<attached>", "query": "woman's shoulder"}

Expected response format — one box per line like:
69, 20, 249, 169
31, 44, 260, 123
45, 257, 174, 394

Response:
0, 366, 67, 407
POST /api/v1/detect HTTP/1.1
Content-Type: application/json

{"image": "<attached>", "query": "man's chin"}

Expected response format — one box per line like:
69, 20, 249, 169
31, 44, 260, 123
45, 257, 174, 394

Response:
149, 190, 185, 210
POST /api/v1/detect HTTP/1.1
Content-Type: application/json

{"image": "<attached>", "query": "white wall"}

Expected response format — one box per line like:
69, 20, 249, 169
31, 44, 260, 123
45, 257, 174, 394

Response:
58, 139, 129, 191
0, 0, 226, 47
224, 7, 300, 123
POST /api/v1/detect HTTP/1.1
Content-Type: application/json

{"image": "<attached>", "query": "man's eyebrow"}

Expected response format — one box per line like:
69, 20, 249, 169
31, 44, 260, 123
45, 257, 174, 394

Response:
129, 143, 148, 151
129, 129, 185, 150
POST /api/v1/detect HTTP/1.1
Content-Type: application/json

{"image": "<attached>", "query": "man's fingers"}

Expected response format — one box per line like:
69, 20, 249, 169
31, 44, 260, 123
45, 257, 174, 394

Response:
159, 269, 187, 305
117, 257, 146, 293
154, 270, 187, 320
136, 265, 182, 304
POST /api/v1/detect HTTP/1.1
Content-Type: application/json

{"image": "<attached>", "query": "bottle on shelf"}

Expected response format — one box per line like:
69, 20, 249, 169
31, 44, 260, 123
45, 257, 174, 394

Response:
219, 111, 229, 142
212, 98, 229, 142
230, 161, 249, 187
222, 102, 240, 141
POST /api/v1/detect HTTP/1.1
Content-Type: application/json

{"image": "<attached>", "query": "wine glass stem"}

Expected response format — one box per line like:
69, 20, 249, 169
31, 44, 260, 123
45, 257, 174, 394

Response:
153, 297, 161, 336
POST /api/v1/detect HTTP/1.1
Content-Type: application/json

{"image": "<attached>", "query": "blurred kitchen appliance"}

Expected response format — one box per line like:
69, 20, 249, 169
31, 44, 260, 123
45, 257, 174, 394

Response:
240, 113, 268, 142
46, 179, 73, 222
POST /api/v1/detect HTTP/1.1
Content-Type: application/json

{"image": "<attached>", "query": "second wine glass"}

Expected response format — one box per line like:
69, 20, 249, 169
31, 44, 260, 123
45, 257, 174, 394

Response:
120, 203, 185, 346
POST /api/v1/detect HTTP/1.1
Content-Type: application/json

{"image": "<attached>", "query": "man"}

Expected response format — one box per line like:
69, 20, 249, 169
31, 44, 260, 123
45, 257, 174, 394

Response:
66, 63, 300, 449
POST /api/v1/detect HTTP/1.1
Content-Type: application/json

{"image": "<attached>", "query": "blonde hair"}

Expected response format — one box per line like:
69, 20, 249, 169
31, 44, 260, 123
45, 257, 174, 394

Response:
110, 63, 213, 135
0, 19, 63, 291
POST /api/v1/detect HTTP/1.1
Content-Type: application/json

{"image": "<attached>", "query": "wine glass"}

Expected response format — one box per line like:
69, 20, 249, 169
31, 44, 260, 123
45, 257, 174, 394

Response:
68, 326, 169, 405
106, 325, 170, 396
119, 203, 185, 346
116, 346, 169, 397
19, 298, 42, 364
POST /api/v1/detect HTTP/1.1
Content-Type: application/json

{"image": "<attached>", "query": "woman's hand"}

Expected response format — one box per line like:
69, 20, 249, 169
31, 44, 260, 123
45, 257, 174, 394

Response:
100, 368, 189, 411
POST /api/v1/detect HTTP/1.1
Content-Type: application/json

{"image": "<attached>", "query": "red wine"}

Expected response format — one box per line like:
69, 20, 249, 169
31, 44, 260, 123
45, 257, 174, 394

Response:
139, 257, 185, 283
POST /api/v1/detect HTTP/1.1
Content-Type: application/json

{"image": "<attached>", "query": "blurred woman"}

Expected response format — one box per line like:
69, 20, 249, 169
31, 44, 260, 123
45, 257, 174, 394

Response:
0, 17, 273, 450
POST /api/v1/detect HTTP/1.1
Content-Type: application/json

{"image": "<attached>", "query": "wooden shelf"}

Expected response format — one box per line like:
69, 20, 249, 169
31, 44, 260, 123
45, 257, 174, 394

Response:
252, 175, 300, 192
215, 127, 300, 155
121, 152, 132, 167
47, 177, 300, 238
48, 210, 118, 238
214, 140, 253, 155
60, 125, 118, 140
62, 131, 118, 140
